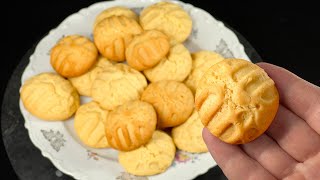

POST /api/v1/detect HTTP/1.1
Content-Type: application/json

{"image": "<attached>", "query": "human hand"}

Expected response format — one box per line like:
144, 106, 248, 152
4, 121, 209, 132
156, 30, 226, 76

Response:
203, 63, 320, 180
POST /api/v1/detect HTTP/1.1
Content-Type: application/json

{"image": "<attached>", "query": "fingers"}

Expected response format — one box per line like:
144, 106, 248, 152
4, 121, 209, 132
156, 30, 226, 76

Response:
257, 62, 320, 135
266, 105, 320, 162
202, 128, 276, 180
241, 134, 298, 179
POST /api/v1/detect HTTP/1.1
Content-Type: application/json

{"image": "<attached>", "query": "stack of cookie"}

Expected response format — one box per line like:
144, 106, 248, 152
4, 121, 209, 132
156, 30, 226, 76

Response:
20, 1, 279, 177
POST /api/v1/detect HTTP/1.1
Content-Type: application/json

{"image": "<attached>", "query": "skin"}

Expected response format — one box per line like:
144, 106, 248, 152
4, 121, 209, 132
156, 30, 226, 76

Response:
203, 62, 320, 180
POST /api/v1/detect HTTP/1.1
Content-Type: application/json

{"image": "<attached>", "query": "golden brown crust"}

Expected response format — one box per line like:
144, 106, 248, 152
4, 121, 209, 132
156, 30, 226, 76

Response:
20, 73, 80, 121
126, 30, 170, 71
93, 16, 142, 62
50, 35, 98, 78
105, 100, 157, 151
141, 80, 194, 129
195, 59, 279, 144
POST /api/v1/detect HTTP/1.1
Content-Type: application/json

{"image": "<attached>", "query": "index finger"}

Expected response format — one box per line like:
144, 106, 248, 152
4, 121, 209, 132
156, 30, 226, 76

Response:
257, 62, 320, 134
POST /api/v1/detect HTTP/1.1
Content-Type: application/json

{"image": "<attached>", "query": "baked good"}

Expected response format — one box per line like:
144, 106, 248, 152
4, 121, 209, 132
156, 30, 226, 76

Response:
74, 102, 109, 148
172, 110, 208, 153
93, 6, 138, 29
69, 56, 112, 96
185, 51, 224, 94
126, 30, 170, 71
20, 73, 80, 121
105, 100, 157, 151
93, 16, 142, 62
195, 59, 279, 144
50, 35, 98, 78
139, 1, 192, 44
141, 80, 194, 129
143, 44, 192, 82
91, 63, 147, 110
118, 130, 175, 176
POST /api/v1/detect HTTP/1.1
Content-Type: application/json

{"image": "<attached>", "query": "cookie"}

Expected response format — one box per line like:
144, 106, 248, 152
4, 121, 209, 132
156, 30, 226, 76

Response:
69, 56, 112, 96
50, 35, 98, 78
141, 80, 194, 129
118, 130, 175, 176
126, 30, 170, 71
74, 102, 109, 148
20, 73, 80, 121
140, 1, 192, 44
195, 59, 279, 144
93, 6, 138, 29
93, 16, 142, 62
143, 44, 192, 82
185, 51, 224, 94
105, 100, 157, 151
91, 63, 147, 110
172, 110, 208, 153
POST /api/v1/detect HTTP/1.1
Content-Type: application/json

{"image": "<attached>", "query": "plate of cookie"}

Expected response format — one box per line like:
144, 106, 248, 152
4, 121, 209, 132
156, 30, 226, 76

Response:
19, 0, 251, 180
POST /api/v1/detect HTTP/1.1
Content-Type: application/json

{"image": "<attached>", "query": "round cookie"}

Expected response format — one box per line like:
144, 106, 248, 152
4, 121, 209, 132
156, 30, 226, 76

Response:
140, 1, 192, 44
20, 73, 80, 121
74, 102, 109, 148
50, 35, 98, 78
105, 100, 157, 151
143, 44, 192, 82
172, 110, 208, 153
93, 16, 143, 62
126, 30, 170, 71
141, 80, 194, 129
93, 6, 138, 29
91, 63, 147, 110
118, 130, 175, 176
185, 51, 224, 94
195, 59, 279, 144
69, 56, 112, 96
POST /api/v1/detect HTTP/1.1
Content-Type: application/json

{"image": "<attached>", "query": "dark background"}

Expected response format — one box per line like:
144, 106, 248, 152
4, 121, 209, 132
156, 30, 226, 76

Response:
2, 0, 319, 179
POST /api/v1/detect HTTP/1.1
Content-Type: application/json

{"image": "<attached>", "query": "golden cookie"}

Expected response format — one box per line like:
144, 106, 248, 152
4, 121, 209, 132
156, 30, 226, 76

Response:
93, 16, 143, 62
140, 1, 192, 44
143, 44, 192, 82
74, 102, 109, 148
91, 64, 147, 110
141, 80, 194, 129
50, 35, 98, 78
93, 6, 138, 29
185, 51, 224, 94
126, 30, 170, 71
20, 73, 80, 121
172, 110, 208, 153
105, 100, 157, 151
69, 56, 112, 96
118, 130, 175, 176
195, 59, 279, 144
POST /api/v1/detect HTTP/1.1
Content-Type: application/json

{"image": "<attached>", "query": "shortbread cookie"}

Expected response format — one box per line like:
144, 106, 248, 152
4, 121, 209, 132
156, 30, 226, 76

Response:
93, 16, 142, 62
195, 59, 279, 144
93, 6, 138, 29
143, 44, 192, 82
69, 56, 112, 96
20, 73, 80, 121
74, 102, 109, 148
126, 30, 170, 71
141, 80, 194, 129
105, 100, 157, 151
50, 35, 98, 78
118, 130, 175, 176
172, 110, 208, 153
140, 1, 192, 44
91, 64, 147, 110
185, 51, 224, 94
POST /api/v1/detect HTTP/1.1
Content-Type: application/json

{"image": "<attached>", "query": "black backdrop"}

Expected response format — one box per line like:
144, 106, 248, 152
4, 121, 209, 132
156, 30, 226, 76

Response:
3, 0, 320, 179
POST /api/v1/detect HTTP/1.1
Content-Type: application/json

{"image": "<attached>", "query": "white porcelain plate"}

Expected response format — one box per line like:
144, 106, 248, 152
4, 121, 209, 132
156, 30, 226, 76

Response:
19, 0, 250, 179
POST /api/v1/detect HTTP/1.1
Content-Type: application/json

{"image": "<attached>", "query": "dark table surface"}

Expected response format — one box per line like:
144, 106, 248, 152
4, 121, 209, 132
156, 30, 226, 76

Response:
2, 1, 320, 180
